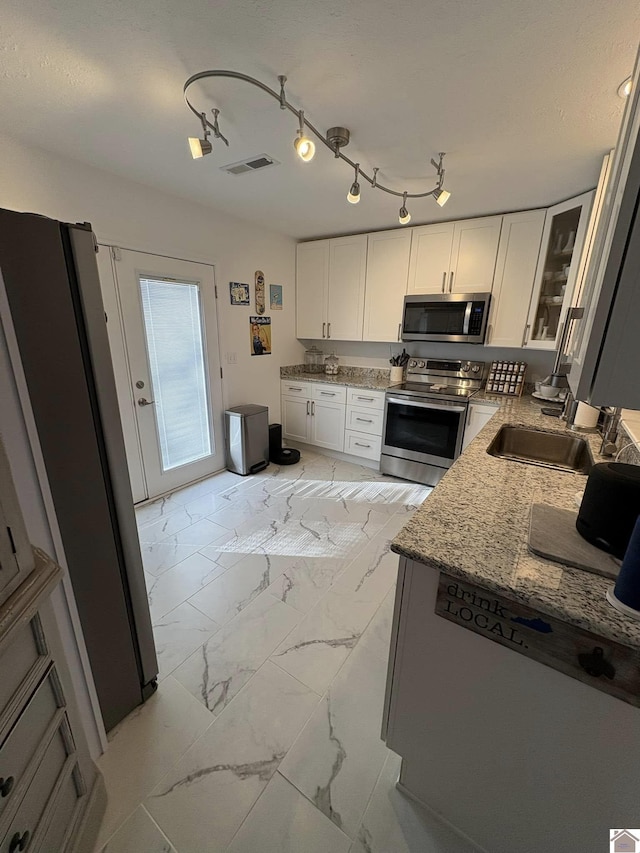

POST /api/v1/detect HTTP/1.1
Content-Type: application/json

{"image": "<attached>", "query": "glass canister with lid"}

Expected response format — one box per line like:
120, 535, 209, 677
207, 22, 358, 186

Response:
325, 352, 339, 375
304, 346, 324, 374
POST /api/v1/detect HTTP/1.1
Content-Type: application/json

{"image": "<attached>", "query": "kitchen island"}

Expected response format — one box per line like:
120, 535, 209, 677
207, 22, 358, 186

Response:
384, 394, 640, 853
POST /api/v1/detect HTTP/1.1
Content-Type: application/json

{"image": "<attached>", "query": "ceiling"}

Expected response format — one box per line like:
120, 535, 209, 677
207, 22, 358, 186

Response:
2, 0, 639, 239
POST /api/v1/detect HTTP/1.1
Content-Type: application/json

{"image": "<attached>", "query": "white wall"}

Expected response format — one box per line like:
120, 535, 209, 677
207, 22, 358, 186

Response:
0, 133, 303, 421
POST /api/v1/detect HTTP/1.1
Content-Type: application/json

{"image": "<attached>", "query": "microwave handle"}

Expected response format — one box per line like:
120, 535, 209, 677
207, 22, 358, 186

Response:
462, 301, 472, 335
386, 396, 466, 414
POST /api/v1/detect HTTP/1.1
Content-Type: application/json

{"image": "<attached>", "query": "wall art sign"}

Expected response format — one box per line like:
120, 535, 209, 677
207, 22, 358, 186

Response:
269, 284, 283, 310
250, 315, 271, 356
435, 573, 640, 706
229, 282, 250, 305
255, 270, 265, 314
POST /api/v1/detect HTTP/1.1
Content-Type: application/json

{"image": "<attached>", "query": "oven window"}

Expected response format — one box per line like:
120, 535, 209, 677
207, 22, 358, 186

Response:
385, 401, 462, 460
403, 302, 466, 335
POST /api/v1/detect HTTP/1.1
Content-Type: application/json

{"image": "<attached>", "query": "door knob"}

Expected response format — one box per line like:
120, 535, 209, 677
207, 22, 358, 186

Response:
137, 397, 155, 407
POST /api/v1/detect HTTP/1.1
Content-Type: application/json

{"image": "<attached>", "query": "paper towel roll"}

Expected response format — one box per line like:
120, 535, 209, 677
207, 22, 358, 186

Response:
573, 401, 599, 429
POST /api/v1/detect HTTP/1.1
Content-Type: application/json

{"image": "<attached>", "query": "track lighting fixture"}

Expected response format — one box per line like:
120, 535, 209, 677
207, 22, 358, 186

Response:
347, 164, 361, 204
188, 112, 212, 159
618, 76, 633, 98
398, 192, 411, 225
431, 153, 451, 207
184, 69, 453, 223
294, 110, 316, 162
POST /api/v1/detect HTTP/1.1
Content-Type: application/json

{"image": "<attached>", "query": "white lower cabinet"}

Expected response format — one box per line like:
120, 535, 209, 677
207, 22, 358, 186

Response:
462, 402, 499, 451
281, 381, 385, 461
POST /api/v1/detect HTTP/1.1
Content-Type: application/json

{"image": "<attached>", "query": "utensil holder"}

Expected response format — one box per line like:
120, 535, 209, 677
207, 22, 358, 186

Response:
390, 366, 404, 383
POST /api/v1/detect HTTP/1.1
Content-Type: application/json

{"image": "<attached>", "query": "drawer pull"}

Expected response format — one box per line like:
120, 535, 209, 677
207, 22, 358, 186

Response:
355, 442, 371, 448
356, 396, 374, 402
9, 831, 30, 853
288, 386, 302, 392
578, 646, 615, 680
355, 417, 373, 423
0, 776, 14, 797
320, 391, 336, 396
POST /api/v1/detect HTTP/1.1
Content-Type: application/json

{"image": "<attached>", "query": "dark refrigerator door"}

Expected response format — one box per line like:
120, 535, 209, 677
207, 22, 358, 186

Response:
0, 208, 157, 731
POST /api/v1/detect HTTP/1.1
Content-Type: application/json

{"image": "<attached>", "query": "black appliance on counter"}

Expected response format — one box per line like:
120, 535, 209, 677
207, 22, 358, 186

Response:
576, 462, 640, 558
380, 358, 485, 486
0, 208, 158, 731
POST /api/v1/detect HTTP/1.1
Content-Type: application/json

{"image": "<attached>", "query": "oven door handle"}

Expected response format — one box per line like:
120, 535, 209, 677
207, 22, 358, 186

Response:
386, 396, 467, 414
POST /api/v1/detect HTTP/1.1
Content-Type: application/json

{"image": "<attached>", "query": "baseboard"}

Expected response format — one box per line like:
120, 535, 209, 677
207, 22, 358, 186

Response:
395, 779, 489, 853
284, 440, 381, 471
69, 770, 107, 853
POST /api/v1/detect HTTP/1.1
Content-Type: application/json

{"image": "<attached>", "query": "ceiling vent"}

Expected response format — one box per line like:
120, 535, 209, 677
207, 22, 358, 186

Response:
221, 154, 280, 176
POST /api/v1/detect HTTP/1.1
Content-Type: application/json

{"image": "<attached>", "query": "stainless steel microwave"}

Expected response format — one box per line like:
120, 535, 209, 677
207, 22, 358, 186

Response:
401, 292, 491, 344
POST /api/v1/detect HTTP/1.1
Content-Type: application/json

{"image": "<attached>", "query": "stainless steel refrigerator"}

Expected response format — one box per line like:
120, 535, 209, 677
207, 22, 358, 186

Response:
0, 207, 158, 731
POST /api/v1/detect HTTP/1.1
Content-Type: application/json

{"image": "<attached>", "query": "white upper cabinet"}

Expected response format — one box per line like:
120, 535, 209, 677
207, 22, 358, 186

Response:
449, 216, 503, 293
407, 216, 502, 296
407, 222, 455, 294
326, 235, 367, 341
486, 209, 546, 348
363, 229, 412, 342
296, 240, 329, 339
524, 191, 595, 350
296, 235, 367, 341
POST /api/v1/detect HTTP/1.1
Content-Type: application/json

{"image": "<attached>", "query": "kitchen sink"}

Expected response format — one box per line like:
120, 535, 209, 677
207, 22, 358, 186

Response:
486, 426, 593, 474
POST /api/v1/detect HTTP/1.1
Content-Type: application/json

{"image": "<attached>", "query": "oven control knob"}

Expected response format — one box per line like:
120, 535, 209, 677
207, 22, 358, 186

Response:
471, 364, 481, 373
408, 360, 417, 368
461, 362, 471, 372
416, 360, 425, 368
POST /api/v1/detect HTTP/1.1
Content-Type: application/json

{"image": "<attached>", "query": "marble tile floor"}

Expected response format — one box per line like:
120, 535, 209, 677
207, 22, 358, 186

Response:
95, 451, 478, 852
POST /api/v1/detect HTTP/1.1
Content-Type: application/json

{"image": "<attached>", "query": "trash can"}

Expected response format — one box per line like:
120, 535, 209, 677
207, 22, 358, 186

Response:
224, 405, 269, 475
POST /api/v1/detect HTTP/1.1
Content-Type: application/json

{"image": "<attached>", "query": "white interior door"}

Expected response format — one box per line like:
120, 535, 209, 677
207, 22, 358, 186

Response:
114, 249, 224, 499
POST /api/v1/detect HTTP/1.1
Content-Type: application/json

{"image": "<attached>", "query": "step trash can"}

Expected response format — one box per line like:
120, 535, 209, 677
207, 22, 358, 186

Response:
224, 405, 269, 475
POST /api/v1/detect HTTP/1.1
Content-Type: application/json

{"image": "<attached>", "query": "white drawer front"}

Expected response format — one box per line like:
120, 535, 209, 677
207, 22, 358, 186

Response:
346, 388, 385, 410
280, 380, 311, 398
346, 406, 384, 436
311, 384, 347, 404
345, 431, 382, 461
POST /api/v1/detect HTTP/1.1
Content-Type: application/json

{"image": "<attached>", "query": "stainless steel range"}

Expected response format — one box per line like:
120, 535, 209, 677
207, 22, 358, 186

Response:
380, 358, 486, 486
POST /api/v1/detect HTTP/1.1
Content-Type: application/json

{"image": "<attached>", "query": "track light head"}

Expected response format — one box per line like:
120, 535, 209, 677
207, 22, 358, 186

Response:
347, 163, 361, 204
398, 192, 411, 225
434, 187, 451, 207
294, 110, 316, 161
188, 137, 213, 159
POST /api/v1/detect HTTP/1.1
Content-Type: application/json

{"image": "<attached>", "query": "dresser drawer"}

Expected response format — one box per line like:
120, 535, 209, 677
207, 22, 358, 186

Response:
0, 618, 48, 735
346, 388, 385, 410
1, 725, 69, 853
35, 764, 82, 853
346, 406, 384, 436
280, 380, 311, 398
0, 669, 63, 822
345, 431, 382, 461
311, 384, 347, 404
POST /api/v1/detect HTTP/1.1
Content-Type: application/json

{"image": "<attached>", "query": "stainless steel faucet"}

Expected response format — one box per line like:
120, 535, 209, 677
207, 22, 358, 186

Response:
600, 407, 622, 456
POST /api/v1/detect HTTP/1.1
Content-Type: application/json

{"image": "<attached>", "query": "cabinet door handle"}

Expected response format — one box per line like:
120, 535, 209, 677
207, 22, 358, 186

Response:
0, 776, 15, 797
306, 401, 310, 415
322, 322, 326, 338
449, 271, 454, 292
327, 322, 331, 338
9, 831, 30, 853
311, 401, 315, 415
522, 323, 531, 346
356, 417, 373, 423
441, 272, 447, 293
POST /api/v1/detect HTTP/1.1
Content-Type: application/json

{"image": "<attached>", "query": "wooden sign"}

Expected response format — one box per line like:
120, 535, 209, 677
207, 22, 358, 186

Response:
435, 574, 640, 707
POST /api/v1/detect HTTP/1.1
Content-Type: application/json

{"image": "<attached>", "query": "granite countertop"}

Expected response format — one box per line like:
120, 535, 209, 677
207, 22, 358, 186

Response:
281, 365, 397, 392
391, 394, 640, 650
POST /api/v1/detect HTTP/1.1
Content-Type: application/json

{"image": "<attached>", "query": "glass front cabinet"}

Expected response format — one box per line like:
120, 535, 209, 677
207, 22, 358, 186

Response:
524, 190, 595, 350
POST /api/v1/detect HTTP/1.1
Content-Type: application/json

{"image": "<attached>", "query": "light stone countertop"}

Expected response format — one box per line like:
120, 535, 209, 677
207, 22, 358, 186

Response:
391, 394, 640, 650
280, 366, 397, 392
